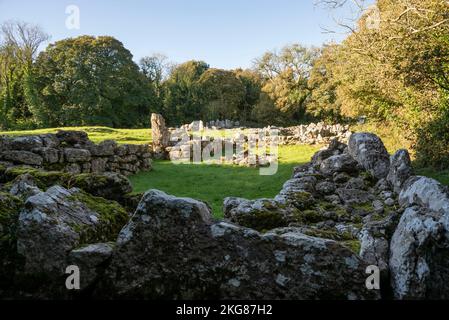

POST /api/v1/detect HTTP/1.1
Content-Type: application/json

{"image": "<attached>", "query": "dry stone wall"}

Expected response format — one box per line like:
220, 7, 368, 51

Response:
0, 130, 152, 176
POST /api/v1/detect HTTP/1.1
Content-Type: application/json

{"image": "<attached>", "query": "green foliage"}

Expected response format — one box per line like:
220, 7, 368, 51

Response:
32, 36, 152, 128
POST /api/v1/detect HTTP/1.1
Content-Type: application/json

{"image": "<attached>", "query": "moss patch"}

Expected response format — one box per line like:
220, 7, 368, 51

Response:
342, 240, 361, 254
68, 191, 129, 244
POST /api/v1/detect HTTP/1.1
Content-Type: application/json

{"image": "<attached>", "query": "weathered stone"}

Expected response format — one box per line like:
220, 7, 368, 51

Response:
223, 197, 291, 231
336, 188, 374, 206
320, 154, 359, 176
387, 149, 413, 194
32, 147, 60, 164
348, 133, 390, 179
151, 113, 170, 154
389, 206, 449, 299
56, 130, 89, 146
64, 148, 91, 163
17, 186, 128, 276
315, 181, 336, 195
91, 158, 108, 173
68, 243, 114, 290
1, 150, 43, 166
399, 176, 449, 214
88, 140, 117, 157
101, 190, 378, 299
8, 136, 43, 150
8, 173, 41, 199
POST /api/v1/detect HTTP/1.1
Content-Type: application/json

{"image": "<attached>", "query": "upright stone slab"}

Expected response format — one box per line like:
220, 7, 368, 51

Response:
151, 113, 170, 158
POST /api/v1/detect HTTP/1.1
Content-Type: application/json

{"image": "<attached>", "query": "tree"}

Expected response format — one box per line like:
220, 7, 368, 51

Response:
197, 68, 246, 120
0, 21, 49, 129
139, 53, 172, 114
254, 44, 320, 123
162, 60, 209, 124
33, 35, 151, 127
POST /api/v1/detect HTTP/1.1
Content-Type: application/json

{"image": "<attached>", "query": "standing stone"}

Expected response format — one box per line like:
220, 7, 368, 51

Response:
151, 113, 170, 156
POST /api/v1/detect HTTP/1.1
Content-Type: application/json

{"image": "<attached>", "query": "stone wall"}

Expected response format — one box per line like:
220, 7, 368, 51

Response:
0, 130, 152, 176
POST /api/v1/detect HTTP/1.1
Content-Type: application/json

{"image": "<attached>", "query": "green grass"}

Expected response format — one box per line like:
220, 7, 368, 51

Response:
130, 145, 321, 217
0, 126, 152, 145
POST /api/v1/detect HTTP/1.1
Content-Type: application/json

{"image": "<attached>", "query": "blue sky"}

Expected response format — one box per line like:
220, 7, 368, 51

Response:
0, 0, 366, 69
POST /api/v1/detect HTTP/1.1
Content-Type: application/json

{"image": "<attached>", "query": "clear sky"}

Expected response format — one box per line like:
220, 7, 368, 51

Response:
0, 0, 366, 69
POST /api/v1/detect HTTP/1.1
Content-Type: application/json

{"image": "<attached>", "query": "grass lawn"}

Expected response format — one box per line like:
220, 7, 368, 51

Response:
130, 145, 321, 218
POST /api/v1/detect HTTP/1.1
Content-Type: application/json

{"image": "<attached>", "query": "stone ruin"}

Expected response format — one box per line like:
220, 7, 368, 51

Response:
0, 131, 152, 176
150, 114, 351, 167
1, 128, 449, 299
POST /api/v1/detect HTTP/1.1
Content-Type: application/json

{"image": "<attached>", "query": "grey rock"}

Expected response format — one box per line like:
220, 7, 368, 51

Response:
389, 206, 449, 299
17, 185, 126, 276
336, 188, 374, 206
102, 190, 378, 300
348, 133, 390, 179
8, 173, 41, 199
223, 197, 290, 231
399, 176, 449, 215
320, 154, 358, 176
1, 150, 43, 166
8, 136, 43, 150
387, 149, 413, 194
68, 243, 114, 290
32, 147, 60, 164
315, 181, 336, 195
64, 148, 91, 163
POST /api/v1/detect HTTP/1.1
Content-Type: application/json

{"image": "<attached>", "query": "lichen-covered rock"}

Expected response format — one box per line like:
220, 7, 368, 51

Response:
348, 133, 390, 180
71, 172, 133, 202
101, 190, 378, 299
223, 197, 291, 231
8, 173, 41, 199
17, 186, 128, 276
275, 178, 316, 209
64, 148, 91, 163
0, 166, 133, 204
387, 149, 413, 194
32, 147, 60, 164
399, 176, 449, 214
0, 150, 43, 166
68, 243, 114, 290
320, 154, 359, 176
389, 206, 449, 299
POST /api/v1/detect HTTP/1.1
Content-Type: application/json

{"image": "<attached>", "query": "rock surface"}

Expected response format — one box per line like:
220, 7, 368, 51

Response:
102, 190, 378, 299
348, 133, 390, 179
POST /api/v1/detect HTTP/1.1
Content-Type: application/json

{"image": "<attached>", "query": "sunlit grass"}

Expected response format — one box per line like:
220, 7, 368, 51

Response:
130, 144, 322, 217
0, 126, 152, 145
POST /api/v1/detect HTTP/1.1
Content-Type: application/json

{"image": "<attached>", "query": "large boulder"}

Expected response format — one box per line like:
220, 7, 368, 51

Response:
399, 176, 449, 215
389, 206, 449, 299
348, 133, 390, 180
102, 190, 378, 300
17, 186, 128, 276
387, 149, 413, 194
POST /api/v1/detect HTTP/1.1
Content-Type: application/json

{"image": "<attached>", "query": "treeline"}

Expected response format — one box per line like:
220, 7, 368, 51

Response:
0, 22, 319, 130
1, 0, 448, 167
